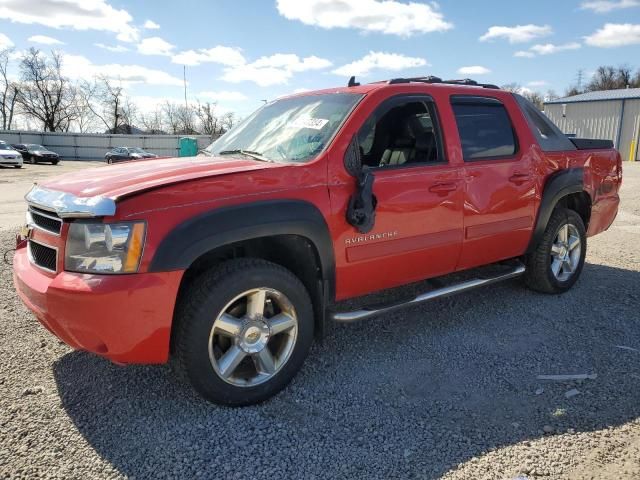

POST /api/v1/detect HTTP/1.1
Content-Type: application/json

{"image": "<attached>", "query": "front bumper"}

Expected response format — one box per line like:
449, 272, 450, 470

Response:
13, 245, 184, 364
0, 157, 22, 166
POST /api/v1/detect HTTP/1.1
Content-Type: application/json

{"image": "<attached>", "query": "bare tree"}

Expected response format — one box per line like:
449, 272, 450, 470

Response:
161, 101, 180, 134
0, 48, 19, 130
545, 89, 559, 102
195, 101, 221, 136
72, 85, 100, 133
176, 104, 197, 134
79, 76, 132, 132
16, 48, 78, 131
522, 91, 544, 110
500, 82, 521, 93
162, 101, 199, 134
138, 109, 165, 134
220, 111, 235, 133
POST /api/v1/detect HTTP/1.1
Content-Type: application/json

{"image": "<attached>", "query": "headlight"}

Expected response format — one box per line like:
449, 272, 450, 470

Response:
65, 221, 146, 274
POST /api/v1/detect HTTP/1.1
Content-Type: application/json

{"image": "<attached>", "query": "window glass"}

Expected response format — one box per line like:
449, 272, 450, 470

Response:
513, 94, 576, 152
205, 93, 363, 163
357, 99, 442, 168
451, 101, 517, 160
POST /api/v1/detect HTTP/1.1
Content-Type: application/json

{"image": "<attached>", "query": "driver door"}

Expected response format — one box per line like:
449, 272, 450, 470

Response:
328, 94, 464, 300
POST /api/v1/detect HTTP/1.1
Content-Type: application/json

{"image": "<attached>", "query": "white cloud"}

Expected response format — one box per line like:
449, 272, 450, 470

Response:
28, 35, 64, 45
479, 24, 552, 43
94, 43, 129, 53
580, 0, 640, 12
138, 36, 175, 56
276, 0, 452, 36
0, 33, 13, 49
172, 45, 331, 87
61, 54, 183, 86
457, 65, 491, 75
143, 19, 160, 29
0, 0, 139, 42
584, 23, 640, 47
198, 91, 248, 101
172, 46, 245, 66
515, 42, 581, 57
332, 51, 427, 77
527, 80, 549, 87
222, 54, 332, 87
530, 42, 581, 55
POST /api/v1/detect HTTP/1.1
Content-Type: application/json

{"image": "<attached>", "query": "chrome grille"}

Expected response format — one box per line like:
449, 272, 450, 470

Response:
28, 206, 62, 235
28, 239, 57, 272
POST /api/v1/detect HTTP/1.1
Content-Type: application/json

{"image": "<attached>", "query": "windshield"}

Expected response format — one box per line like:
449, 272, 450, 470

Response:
28, 144, 45, 150
204, 93, 363, 163
0, 143, 11, 150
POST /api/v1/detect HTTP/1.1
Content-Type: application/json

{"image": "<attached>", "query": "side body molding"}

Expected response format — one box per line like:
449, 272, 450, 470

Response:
527, 167, 585, 252
149, 199, 336, 298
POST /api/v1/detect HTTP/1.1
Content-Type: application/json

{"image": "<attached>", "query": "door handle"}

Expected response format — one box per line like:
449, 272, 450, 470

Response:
429, 182, 458, 195
509, 173, 531, 185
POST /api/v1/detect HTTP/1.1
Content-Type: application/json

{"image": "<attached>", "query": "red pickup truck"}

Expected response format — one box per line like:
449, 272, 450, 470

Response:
13, 77, 621, 406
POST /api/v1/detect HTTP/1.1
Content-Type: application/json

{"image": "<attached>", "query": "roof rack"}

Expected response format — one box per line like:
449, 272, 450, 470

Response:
386, 76, 500, 89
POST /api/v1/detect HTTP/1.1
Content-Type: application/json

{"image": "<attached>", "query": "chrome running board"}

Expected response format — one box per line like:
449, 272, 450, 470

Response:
332, 261, 526, 323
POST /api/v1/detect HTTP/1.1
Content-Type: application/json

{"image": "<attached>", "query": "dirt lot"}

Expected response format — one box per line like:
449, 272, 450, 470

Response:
0, 162, 103, 231
0, 161, 639, 479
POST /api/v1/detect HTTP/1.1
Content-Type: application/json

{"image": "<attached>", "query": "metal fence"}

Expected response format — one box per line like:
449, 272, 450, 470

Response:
0, 130, 215, 161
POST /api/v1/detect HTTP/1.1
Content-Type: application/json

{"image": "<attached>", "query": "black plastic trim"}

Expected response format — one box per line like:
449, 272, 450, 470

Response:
149, 200, 336, 299
570, 138, 614, 150
527, 168, 584, 253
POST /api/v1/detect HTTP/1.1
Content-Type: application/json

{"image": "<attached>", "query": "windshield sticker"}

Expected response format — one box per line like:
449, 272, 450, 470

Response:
288, 116, 329, 130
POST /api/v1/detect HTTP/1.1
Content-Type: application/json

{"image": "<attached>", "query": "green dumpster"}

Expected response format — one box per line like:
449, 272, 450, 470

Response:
178, 137, 199, 157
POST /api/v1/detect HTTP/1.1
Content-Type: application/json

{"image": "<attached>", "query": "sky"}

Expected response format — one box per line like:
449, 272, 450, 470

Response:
0, 0, 639, 118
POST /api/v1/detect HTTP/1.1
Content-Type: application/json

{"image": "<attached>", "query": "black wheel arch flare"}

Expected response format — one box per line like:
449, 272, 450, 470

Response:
527, 167, 586, 253
148, 199, 336, 300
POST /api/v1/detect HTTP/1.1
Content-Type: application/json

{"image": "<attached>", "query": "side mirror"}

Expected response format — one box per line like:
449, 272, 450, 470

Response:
344, 135, 377, 234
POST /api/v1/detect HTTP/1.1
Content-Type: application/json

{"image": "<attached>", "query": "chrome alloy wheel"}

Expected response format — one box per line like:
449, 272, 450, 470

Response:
550, 223, 581, 282
208, 288, 298, 387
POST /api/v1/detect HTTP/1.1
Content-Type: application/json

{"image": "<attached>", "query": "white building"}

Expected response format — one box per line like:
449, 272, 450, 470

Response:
544, 88, 640, 162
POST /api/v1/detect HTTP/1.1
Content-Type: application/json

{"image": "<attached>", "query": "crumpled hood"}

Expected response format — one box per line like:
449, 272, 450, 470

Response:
39, 156, 282, 199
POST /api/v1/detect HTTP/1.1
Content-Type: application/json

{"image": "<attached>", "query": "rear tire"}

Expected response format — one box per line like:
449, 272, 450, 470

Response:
525, 208, 586, 294
52, 160, 59, 165
14, 165, 22, 168
174, 259, 314, 406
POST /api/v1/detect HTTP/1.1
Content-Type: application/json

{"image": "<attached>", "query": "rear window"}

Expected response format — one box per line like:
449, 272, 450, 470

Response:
513, 94, 576, 152
451, 98, 517, 161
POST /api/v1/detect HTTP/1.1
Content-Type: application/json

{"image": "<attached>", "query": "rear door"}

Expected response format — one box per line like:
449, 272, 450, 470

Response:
450, 95, 536, 270
329, 94, 464, 299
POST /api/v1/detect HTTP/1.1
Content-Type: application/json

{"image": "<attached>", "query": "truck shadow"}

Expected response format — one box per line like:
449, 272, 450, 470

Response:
53, 262, 640, 479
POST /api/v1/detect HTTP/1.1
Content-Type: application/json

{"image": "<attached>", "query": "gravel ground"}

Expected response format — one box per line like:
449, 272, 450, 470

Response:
1, 163, 639, 479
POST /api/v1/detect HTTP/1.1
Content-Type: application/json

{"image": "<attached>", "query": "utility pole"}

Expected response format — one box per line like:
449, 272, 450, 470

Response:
576, 69, 584, 92
183, 65, 188, 108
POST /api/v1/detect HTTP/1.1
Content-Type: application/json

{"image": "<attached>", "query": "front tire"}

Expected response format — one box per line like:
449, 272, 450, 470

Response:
174, 259, 314, 406
525, 208, 586, 294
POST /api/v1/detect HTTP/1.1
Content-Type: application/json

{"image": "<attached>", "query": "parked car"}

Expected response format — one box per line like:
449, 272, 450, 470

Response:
0, 141, 23, 168
12, 144, 60, 165
105, 147, 158, 163
13, 76, 622, 406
